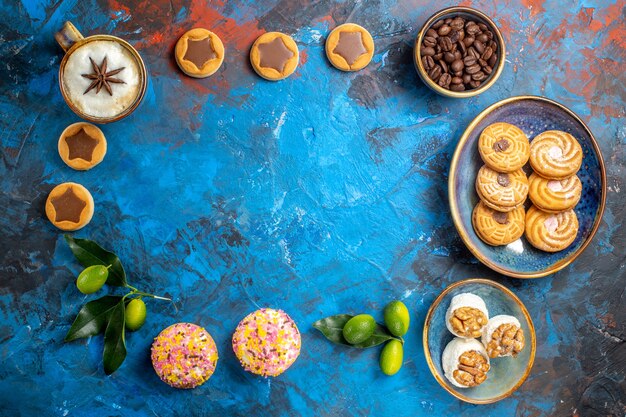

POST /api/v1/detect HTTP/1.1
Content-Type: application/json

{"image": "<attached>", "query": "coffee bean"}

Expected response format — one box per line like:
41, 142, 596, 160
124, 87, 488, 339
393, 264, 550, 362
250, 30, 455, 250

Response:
451, 59, 464, 72
463, 74, 472, 84
469, 80, 481, 88
423, 36, 437, 48
434, 52, 443, 61
477, 33, 489, 43
422, 55, 435, 70
483, 65, 493, 75
457, 30, 465, 41
463, 36, 475, 47
472, 71, 486, 81
448, 30, 460, 44
444, 52, 456, 63
432, 20, 444, 29
466, 24, 480, 36
421, 46, 435, 56
473, 40, 485, 54
481, 46, 493, 61
439, 36, 453, 51
478, 23, 488, 32
454, 50, 462, 60
489, 40, 498, 51
486, 30, 494, 40
438, 25, 451, 36
445, 18, 452, 24
451, 76, 463, 85
440, 60, 449, 73
450, 18, 465, 30
478, 58, 488, 68
468, 47, 480, 59
438, 73, 452, 88
426, 29, 439, 38
457, 41, 466, 55
488, 53, 497, 67
463, 56, 477, 66
453, 70, 463, 77
450, 83, 465, 91
465, 63, 481, 74
428, 65, 442, 82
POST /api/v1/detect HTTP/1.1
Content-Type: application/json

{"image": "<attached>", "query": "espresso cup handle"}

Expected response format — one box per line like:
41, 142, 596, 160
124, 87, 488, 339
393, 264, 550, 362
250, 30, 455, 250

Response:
55, 21, 84, 52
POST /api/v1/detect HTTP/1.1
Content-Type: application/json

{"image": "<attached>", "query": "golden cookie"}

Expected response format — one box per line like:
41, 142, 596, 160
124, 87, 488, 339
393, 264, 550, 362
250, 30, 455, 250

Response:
45, 182, 94, 231
58, 122, 107, 170
478, 122, 530, 172
175, 28, 225, 78
472, 201, 525, 246
475, 165, 528, 212
325, 23, 374, 72
525, 205, 578, 252
528, 173, 582, 213
250, 32, 299, 81
529, 130, 583, 179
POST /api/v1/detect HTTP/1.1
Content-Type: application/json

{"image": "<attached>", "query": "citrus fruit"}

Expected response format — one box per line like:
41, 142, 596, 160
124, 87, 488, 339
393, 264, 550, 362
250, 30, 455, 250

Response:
76, 265, 108, 294
125, 298, 147, 331
384, 300, 410, 337
342, 314, 376, 345
380, 339, 403, 375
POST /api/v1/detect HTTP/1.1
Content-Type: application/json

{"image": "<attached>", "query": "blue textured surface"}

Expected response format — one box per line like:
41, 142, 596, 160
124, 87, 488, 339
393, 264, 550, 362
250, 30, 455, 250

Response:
1, 0, 625, 416
450, 96, 604, 277
425, 280, 534, 403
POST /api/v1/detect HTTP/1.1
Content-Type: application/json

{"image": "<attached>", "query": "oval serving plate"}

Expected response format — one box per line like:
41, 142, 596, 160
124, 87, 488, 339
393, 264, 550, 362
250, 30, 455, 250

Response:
423, 278, 536, 404
449, 96, 606, 278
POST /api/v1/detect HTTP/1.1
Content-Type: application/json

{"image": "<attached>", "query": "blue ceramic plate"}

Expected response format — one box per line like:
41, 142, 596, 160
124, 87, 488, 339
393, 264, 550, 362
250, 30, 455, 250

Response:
423, 279, 536, 404
449, 96, 606, 278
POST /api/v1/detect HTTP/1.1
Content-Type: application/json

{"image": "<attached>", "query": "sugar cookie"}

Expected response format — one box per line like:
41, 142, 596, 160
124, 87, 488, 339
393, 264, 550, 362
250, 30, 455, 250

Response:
528, 173, 582, 213
175, 28, 225, 78
529, 130, 582, 179
250, 32, 299, 81
478, 122, 530, 172
325, 23, 374, 72
475, 165, 528, 212
58, 122, 107, 170
525, 205, 578, 252
472, 201, 525, 246
45, 182, 94, 231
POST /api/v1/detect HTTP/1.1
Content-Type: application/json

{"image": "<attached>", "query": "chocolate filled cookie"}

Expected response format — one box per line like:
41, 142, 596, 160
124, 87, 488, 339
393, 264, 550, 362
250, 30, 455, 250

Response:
175, 28, 225, 78
58, 122, 107, 170
45, 182, 94, 231
325, 23, 374, 72
250, 32, 299, 81
528, 173, 582, 213
472, 201, 525, 246
478, 122, 530, 172
475, 165, 528, 212
529, 130, 583, 180
525, 205, 579, 252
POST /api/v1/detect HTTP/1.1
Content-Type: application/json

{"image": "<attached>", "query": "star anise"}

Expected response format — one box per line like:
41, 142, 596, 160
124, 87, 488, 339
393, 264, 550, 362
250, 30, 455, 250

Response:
81, 56, 125, 96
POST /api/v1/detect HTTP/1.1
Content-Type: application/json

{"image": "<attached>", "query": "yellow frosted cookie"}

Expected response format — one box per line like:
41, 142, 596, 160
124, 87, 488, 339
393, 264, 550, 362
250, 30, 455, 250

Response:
475, 165, 528, 212
45, 182, 94, 231
58, 122, 107, 170
525, 205, 579, 252
175, 28, 225, 78
528, 173, 582, 213
325, 23, 374, 72
478, 122, 530, 172
529, 130, 583, 179
250, 32, 299, 81
472, 201, 525, 246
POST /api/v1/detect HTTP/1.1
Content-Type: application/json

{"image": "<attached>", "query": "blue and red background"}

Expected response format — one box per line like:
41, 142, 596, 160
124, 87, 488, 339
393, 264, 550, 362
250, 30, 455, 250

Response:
1, 0, 624, 416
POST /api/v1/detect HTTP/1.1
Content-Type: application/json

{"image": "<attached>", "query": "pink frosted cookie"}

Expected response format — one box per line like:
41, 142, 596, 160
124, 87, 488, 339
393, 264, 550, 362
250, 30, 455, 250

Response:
232, 308, 301, 377
151, 323, 218, 388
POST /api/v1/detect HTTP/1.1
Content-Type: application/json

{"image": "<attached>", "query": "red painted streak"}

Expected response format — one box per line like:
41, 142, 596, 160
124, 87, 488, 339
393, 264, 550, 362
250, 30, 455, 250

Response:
520, 0, 546, 18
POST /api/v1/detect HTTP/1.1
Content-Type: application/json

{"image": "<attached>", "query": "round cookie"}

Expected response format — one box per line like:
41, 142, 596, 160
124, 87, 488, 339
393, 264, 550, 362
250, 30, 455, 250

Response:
250, 32, 299, 81
151, 323, 219, 389
325, 23, 374, 72
45, 182, 94, 231
529, 130, 583, 179
472, 201, 525, 246
478, 122, 530, 172
175, 28, 225, 78
475, 165, 528, 212
525, 205, 579, 252
528, 172, 582, 213
58, 122, 107, 170
232, 308, 301, 377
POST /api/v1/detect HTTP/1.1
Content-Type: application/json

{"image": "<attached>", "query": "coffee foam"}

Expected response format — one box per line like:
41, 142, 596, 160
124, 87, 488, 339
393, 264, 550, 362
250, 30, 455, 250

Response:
62, 40, 141, 119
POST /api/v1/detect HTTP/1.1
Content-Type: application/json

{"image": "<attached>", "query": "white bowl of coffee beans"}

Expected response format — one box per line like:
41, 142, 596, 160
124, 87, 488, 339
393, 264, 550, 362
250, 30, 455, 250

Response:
414, 6, 506, 98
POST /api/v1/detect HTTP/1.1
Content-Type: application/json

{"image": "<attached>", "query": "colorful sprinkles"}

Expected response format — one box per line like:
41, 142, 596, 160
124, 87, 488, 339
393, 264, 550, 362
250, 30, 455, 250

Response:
151, 323, 218, 389
232, 308, 301, 377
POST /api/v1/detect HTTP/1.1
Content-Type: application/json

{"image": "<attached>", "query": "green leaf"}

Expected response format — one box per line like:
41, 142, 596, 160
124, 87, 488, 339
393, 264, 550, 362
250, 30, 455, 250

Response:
103, 299, 127, 375
64, 235, 127, 286
312, 314, 396, 349
64, 295, 123, 342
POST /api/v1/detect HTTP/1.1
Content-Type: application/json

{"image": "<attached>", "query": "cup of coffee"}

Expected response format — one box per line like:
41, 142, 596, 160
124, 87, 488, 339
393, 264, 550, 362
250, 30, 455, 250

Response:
56, 21, 147, 124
